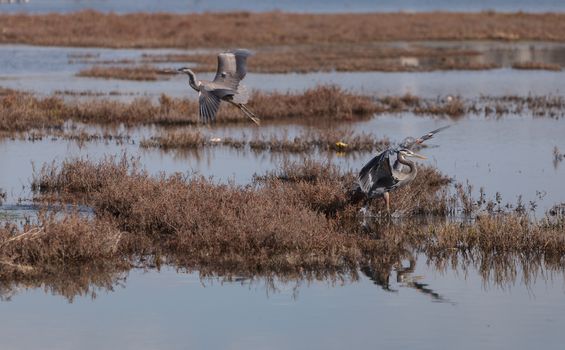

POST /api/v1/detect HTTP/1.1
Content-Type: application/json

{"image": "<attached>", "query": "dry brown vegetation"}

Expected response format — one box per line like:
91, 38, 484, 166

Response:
512, 61, 562, 71
2, 12, 565, 48
139, 45, 496, 74
141, 128, 390, 153
0, 157, 562, 298
2, 88, 565, 137
77, 65, 177, 81
0, 86, 380, 133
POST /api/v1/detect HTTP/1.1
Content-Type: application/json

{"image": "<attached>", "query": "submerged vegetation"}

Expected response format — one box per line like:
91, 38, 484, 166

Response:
140, 128, 390, 153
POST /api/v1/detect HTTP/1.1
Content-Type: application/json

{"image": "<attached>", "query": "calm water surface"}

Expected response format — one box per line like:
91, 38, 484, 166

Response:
2, 43, 565, 99
1, 262, 564, 350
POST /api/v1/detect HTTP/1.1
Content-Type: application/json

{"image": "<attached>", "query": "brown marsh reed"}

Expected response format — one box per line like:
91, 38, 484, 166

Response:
137, 45, 494, 74
0, 86, 379, 133
512, 61, 562, 71
77, 65, 177, 81
1, 157, 563, 297
3, 88, 565, 137
2, 12, 565, 48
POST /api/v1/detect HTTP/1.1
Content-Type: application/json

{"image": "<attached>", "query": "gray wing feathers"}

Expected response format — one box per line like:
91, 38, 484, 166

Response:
231, 84, 250, 104
213, 49, 252, 91
401, 125, 450, 149
357, 150, 394, 194
198, 89, 221, 123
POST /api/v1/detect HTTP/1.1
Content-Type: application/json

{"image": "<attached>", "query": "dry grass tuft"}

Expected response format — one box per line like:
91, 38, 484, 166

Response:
77, 65, 177, 81
0, 213, 123, 279
512, 61, 562, 71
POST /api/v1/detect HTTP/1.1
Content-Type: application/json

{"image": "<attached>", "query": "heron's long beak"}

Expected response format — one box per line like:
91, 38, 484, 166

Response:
412, 152, 427, 160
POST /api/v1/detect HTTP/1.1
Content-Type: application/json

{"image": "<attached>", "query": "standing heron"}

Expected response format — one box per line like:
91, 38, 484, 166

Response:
354, 126, 449, 213
178, 49, 260, 125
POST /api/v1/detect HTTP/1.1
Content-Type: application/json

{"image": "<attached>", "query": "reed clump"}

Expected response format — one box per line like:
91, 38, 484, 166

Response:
0, 92, 66, 132
77, 65, 177, 81
512, 61, 562, 71
0, 213, 124, 280
0, 86, 379, 133
31, 158, 384, 273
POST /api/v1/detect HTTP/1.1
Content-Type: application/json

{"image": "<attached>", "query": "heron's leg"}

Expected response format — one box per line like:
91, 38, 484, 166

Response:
240, 104, 261, 125
383, 192, 390, 213
227, 100, 260, 125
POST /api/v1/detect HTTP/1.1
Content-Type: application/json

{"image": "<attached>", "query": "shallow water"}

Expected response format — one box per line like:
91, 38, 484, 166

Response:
3, 44, 565, 99
1, 260, 564, 350
1, 0, 564, 14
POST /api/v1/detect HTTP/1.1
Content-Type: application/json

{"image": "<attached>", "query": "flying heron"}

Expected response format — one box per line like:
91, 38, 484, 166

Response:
178, 49, 260, 125
353, 126, 449, 213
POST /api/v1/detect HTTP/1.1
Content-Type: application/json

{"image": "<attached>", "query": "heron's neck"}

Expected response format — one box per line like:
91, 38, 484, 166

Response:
397, 154, 415, 174
186, 72, 200, 91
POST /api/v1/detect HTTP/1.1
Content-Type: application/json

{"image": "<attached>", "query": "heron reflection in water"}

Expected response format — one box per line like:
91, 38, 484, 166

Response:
361, 252, 450, 303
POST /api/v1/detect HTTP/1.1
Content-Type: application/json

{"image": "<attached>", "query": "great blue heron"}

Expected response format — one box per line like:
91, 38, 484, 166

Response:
178, 49, 260, 125
353, 126, 449, 213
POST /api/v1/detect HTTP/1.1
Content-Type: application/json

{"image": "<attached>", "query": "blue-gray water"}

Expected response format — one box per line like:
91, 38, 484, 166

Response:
1, 0, 565, 13
1, 263, 564, 350
2, 43, 565, 100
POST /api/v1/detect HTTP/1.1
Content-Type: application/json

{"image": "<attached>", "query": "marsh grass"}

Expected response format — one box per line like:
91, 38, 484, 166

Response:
2, 89, 565, 136
77, 65, 177, 81
122, 46, 495, 74
512, 61, 562, 71
0, 157, 562, 298
0, 86, 379, 133
2, 12, 565, 48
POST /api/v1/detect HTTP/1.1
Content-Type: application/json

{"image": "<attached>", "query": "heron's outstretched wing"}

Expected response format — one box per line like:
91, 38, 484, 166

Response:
198, 88, 221, 123
357, 149, 395, 194
400, 125, 450, 149
213, 49, 252, 91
